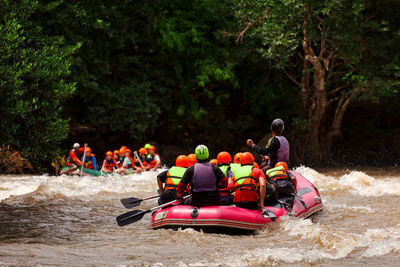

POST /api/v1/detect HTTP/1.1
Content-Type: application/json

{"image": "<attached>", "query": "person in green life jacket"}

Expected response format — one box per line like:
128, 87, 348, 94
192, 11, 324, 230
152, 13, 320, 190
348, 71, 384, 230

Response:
217, 151, 233, 205
265, 162, 297, 199
157, 155, 190, 205
230, 152, 242, 173
246, 118, 290, 171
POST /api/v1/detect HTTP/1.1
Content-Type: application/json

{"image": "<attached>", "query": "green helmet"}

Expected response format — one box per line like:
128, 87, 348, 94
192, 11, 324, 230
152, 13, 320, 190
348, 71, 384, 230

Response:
195, 145, 209, 160
144, 143, 151, 149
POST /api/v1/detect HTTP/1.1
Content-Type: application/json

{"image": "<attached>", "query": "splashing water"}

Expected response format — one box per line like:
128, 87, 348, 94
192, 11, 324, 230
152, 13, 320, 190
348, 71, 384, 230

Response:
0, 167, 399, 266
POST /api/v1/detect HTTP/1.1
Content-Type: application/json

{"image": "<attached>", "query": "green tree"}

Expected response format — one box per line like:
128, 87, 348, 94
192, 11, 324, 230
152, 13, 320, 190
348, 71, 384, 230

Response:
233, 0, 400, 159
0, 0, 76, 171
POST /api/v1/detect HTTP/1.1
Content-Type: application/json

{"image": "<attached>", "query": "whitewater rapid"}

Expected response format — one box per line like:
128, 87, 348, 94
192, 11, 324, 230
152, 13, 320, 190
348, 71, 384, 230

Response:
0, 167, 399, 266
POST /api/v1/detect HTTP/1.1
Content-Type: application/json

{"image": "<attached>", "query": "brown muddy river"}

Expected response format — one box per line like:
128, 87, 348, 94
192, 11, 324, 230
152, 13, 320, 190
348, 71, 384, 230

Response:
0, 166, 399, 266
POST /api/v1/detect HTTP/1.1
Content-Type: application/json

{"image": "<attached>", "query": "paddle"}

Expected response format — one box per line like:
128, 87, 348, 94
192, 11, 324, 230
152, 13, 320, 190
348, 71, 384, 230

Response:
135, 151, 145, 169
116, 196, 189, 227
80, 144, 87, 177
120, 195, 160, 209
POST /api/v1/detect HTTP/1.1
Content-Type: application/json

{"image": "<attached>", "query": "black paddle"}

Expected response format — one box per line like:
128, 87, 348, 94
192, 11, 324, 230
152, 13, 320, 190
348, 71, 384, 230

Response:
116, 196, 189, 227
120, 195, 160, 209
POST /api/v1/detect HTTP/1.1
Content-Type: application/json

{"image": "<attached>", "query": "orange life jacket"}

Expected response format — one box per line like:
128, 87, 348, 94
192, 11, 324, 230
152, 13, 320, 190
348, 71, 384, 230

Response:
104, 159, 117, 171
266, 166, 289, 181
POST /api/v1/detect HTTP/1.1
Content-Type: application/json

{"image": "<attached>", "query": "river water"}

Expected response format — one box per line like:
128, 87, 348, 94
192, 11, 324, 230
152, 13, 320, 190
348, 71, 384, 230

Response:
0, 166, 399, 266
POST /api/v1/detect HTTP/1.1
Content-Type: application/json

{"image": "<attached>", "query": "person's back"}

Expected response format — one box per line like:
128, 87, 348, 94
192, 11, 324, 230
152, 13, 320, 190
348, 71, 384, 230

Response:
217, 151, 233, 205
157, 155, 189, 204
229, 152, 267, 210
266, 162, 295, 199
177, 145, 226, 206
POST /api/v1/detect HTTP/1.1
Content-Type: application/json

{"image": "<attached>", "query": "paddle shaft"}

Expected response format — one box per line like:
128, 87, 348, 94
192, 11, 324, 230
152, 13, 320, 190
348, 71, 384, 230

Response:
80, 144, 87, 177
135, 151, 145, 169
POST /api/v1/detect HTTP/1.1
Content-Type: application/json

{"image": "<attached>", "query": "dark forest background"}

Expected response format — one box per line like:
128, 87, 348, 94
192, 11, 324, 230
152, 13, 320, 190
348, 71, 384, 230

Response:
1, 0, 399, 172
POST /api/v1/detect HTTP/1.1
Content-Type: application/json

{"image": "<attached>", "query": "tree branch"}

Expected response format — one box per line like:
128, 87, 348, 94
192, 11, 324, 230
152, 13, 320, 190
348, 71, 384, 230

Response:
283, 69, 301, 89
236, 13, 268, 44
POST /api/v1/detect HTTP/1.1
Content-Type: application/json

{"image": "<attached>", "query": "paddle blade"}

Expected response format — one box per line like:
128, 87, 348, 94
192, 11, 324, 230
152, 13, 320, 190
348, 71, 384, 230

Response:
116, 209, 150, 226
120, 197, 142, 209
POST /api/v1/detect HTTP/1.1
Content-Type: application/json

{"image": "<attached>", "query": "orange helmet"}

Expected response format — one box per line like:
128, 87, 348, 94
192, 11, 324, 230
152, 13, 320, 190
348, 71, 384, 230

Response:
176, 155, 189, 168
217, 151, 231, 165
149, 145, 156, 151
119, 147, 126, 154
139, 148, 147, 155
85, 147, 91, 154
240, 152, 254, 165
253, 162, 259, 169
125, 149, 131, 154
275, 162, 288, 172
187, 154, 197, 166
233, 153, 243, 164
120, 146, 127, 150
209, 159, 218, 165
106, 151, 113, 156
113, 150, 119, 155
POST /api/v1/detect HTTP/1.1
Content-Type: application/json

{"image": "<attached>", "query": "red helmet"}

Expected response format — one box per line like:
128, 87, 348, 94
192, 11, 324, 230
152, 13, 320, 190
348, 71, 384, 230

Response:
233, 153, 243, 164
209, 159, 218, 165
176, 155, 189, 168
217, 151, 231, 165
113, 150, 119, 155
149, 145, 156, 151
253, 162, 259, 169
119, 147, 126, 154
240, 152, 254, 165
275, 162, 288, 172
106, 151, 113, 156
120, 146, 127, 150
85, 147, 91, 154
125, 149, 132, 154
139, 148, 147, 155
187, 154, 197, 166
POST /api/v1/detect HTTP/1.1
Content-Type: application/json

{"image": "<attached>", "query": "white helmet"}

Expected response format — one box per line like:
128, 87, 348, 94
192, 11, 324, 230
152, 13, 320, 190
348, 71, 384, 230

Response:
73, 143, 80, 148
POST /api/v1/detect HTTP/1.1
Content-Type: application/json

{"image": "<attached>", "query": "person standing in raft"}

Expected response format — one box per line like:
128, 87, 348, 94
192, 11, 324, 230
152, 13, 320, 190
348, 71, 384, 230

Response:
157, 155, 190, 204
176, 145, 227, 206
228, 152, 267, 210
246, 118, 289, 170
60, 143, 83, 175
101, 151, 118, 173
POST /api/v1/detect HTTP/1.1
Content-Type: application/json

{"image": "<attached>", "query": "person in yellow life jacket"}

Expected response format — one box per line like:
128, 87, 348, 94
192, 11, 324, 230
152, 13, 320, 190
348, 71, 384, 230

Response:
228, 152, 266, 210
157, 155, 190, 204
146, 145, 161, 171
265, 162, 296, 199
187, 154, 197, 167
82, 147, 98, 171
101, 151, 117, 173
217, 151, 234, 205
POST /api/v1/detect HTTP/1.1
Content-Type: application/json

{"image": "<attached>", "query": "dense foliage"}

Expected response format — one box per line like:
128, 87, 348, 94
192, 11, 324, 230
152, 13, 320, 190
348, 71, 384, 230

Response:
0, 0, 76, 171
0, 0, 399, 171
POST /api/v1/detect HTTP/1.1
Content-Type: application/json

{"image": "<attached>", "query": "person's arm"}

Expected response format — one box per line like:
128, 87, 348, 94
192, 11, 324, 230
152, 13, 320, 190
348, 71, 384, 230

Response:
258, 177, 266, 209
247, 137, 280, 156
176, 167, 193, 197
288, 172, 297, 191
101, 160, 106, 172
70, 151, 82, 166
92, 156, 97, 171
157, 170, 168, 193
212, 165, 226, 183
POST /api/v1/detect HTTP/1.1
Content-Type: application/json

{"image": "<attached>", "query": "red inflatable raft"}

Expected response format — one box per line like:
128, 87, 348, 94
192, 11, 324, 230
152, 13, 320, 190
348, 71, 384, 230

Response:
150, 171, 322, 232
